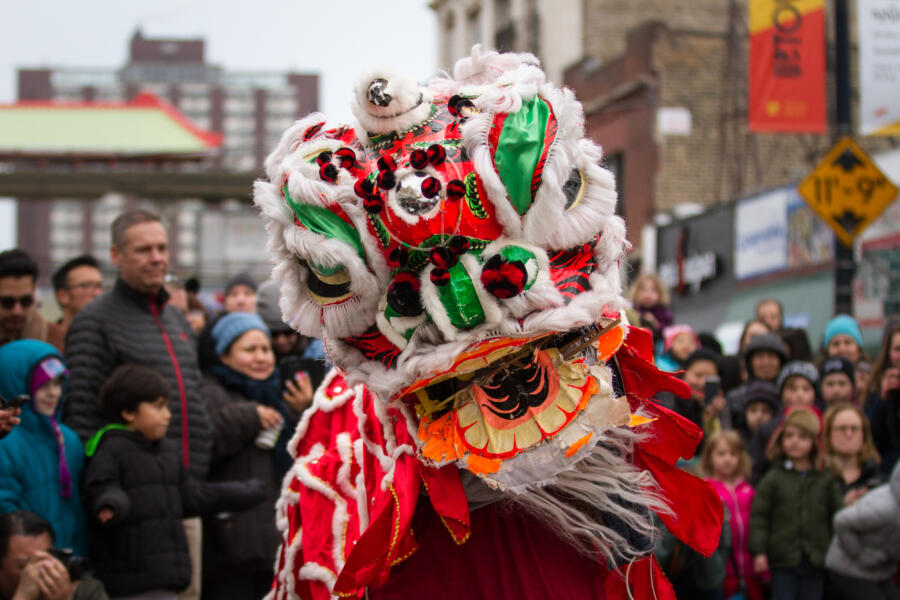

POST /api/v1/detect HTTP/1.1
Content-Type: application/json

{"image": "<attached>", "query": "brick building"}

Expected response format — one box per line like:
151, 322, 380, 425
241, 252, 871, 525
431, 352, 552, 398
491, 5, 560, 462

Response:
14, 29, 319, 287
432, 1, 896, 251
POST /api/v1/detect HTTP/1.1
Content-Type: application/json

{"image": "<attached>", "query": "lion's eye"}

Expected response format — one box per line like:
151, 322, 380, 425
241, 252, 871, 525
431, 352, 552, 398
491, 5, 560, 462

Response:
562, 168, 585, 210
302, 260, 353, 306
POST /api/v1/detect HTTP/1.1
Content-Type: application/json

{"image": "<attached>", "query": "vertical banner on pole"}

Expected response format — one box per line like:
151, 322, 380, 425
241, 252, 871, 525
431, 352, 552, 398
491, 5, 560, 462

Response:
748, 0, 827, 132
858, 0, 900, 136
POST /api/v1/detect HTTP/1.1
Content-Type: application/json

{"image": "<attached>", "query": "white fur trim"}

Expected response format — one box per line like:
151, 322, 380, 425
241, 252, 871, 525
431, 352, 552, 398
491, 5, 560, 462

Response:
352, 69, 434, 136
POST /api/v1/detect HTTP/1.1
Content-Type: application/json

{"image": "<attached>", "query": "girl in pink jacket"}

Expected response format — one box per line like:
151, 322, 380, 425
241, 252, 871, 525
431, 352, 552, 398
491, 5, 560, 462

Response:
702, 430, 766, 600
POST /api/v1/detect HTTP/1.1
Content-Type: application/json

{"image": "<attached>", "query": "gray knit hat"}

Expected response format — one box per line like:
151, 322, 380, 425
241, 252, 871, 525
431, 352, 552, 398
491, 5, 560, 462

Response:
256, 279, 290, 333
775, 361, 819, 394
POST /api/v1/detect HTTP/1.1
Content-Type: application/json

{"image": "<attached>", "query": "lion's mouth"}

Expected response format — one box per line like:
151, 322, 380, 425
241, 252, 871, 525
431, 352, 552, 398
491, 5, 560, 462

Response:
399, 318, 621, 419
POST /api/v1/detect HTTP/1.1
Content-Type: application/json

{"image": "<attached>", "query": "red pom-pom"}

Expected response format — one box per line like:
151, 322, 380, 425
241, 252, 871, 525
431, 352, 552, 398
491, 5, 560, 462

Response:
446, 179, 465, 200
430, 268, 451, 287
421, 176, 441, 199
389, 247, 410, 268
354, 177, 375, 198
481, 255, 527, 299
409, 149, 429, 170
335, 148, 356, 168
377, 170, 396, 190
303, 122, 325, 140
429, 246, 456, 269
319, 163, 339, 183
447, 95, 462, 116
363, 194, 384, 214
387, 272, 423, 316
316, 151, 333, 166
377, 156, 397, 173
427, 144, 446, 165
448, 235, 470, 255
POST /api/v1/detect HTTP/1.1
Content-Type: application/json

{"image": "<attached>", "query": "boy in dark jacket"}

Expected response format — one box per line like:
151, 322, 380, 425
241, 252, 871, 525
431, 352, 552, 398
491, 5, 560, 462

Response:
82, 365, 265, 599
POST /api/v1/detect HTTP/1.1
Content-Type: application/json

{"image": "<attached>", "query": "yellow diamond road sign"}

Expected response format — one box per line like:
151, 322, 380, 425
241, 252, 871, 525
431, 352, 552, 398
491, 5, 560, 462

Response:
798, 137, 898, 247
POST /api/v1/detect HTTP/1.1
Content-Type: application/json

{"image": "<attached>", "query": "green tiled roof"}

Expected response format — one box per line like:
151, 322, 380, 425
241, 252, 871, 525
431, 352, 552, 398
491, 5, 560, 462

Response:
0, 93, 220, 157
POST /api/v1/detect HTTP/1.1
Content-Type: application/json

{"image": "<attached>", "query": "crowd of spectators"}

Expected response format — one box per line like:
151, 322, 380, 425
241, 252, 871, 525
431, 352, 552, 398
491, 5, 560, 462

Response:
1, 209, 899, 600
627, 273, 900, 600
0, 210, 325, 600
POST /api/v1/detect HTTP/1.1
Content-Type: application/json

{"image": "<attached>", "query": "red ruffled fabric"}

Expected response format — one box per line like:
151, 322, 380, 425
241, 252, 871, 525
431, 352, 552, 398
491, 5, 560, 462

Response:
270, 327, 723, 599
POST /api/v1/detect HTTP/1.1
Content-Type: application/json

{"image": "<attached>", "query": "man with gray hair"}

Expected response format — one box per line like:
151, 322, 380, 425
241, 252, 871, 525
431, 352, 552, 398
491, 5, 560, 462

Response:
62, 209, 212, 599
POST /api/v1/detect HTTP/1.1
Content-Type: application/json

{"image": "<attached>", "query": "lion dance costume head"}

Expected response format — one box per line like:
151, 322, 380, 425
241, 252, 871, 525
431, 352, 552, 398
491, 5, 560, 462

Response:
255, 47, 723, 599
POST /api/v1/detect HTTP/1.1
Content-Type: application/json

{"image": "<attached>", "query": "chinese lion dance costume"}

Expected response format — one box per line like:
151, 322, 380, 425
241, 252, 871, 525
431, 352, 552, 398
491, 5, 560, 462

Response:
254, 47, 723, 599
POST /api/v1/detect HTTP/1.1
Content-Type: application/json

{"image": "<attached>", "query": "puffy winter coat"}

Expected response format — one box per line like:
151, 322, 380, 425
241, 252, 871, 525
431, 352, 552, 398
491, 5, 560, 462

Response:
749, 461, 843, 568
82, 427, 265, 596
0, 340, 87, 555
63, 278, 213, 480
201, 376, 281, 578
708, 479, 756, 583
826, 461, 900, 580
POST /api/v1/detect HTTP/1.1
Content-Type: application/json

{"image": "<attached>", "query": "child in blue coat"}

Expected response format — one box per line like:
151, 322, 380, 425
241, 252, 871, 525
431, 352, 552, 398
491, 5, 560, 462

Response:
0, 339, 88, 555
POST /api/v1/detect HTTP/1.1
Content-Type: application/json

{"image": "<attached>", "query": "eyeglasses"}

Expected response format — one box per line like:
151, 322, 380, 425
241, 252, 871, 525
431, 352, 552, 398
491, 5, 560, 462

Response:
0, 295, 35, 310
68, 281, 104, 292
834, 424, 862, 434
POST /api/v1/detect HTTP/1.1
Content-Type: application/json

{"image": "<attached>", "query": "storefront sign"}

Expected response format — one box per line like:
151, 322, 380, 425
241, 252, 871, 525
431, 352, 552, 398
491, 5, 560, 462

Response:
735, 188, 789, 279
748, 0, 827, 132
659, 251, 718, 294
858, 0, 900, 135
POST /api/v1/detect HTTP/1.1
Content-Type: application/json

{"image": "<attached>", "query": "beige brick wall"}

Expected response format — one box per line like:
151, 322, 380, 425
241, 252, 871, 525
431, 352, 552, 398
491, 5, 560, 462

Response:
583, 0, 729, 64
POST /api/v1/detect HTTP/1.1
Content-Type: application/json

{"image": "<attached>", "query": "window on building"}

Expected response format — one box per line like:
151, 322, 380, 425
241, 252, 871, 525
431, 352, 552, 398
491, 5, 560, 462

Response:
467, 6, 482, 50
495, 0, 515, 52
527, 0, 540, 56
443, 10, 457, 67
605, 152, 625, 217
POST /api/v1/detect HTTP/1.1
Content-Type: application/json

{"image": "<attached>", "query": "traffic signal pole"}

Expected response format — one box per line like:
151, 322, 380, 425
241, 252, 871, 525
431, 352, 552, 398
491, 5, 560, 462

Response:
833, 0, 854, 316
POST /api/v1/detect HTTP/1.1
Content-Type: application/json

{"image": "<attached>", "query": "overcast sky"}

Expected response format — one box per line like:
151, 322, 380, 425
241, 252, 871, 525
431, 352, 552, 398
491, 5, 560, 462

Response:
0, 0, 438, 248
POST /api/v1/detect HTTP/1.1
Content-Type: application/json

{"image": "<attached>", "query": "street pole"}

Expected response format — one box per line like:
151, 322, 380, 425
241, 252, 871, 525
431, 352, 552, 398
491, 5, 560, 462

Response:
833, 0, 854, 316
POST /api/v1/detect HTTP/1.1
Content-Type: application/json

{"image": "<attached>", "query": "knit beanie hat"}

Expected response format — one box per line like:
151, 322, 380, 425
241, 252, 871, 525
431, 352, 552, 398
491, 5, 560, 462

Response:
823, 314, 863, 349
256, 279, 290, 333
224, 272, 258, 296
29, 357, 68, 397
683, 348, 722, 372
742, 333, 788, 369
663, 324, 699, 352
820, 356, 855, 383
776, 361, 819, 394
211, 311, 270, 356
742, 381, 780, 414
29, 356, 73, 499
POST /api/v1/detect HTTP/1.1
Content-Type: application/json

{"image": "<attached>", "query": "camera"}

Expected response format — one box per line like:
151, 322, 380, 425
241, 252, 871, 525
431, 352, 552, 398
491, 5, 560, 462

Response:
47, 548, 91, 580
0, 393, 28, 411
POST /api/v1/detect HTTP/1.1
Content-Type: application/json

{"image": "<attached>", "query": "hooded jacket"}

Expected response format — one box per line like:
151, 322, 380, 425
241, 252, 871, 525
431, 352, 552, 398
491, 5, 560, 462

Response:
82, 427, 265, 596
825, 462, 900, 580
63, 278, 213, 480
0, 340, 87, 555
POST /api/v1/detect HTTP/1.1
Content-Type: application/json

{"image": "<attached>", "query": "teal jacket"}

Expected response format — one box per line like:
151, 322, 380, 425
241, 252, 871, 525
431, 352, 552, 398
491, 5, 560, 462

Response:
749, 461, 843, 569
0, 340, 87, 555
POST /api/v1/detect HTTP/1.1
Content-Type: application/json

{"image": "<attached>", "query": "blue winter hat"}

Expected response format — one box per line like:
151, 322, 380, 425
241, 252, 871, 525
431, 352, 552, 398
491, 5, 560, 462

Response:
211, 312, 270, 355
823, 314, 863, 349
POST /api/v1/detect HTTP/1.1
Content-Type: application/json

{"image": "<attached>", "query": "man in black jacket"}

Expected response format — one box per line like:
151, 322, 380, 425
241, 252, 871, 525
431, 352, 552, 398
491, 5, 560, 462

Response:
62, 209, 213, 599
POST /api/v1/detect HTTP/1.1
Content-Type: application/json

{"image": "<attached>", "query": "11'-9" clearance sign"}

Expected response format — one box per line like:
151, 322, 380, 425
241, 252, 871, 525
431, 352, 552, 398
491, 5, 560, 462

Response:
749, 0, 827, 133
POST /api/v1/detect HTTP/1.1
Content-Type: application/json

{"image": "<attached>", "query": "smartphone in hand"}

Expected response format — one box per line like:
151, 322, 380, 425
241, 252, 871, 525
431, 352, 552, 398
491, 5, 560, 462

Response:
703, 376, 722, 406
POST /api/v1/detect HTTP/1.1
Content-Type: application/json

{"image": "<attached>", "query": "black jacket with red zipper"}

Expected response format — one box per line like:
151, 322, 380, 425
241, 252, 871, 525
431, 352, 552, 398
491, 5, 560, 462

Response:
63, 277, 213, 480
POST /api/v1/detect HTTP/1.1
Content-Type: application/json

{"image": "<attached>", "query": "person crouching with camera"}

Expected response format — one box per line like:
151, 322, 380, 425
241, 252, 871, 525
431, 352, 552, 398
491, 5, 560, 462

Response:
0, 341, 88, 557
0, 510, 107, 600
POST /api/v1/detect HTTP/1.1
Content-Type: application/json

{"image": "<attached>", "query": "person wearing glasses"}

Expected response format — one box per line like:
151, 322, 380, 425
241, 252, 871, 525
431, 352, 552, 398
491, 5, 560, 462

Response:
0, 249, 62, 348
48, 256, 104, 353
